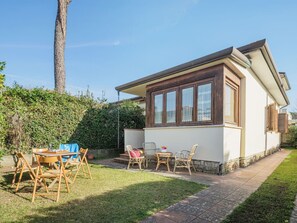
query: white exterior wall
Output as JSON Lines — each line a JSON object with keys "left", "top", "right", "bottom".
{"left": 223, "top": 126, "right": 242, "bottom": 162}
{"left": 124, "top": 129, "right": 144, "bottom": 150}
{"left": 145, "top": 126, "right": 225, "bottom": 163}
{"left": 233, "top": 62, "right": 281, "bottom": 158}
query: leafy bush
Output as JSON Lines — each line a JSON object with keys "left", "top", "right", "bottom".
{"left": 0, "top": 85, "right": 145, "bottom": 155}
{"left": 287, "top": 125, "right": 297, "bottom": 148}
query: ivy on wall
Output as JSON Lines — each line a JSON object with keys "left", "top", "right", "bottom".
{"left": 0, "top": 84, "right": 145, "bottom": 154}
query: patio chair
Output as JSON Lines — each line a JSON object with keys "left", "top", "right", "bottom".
{"left": 32, "top": 148, "right": 59, "bottom": 169}
{"left": 173, "top": 144, "right": 198, "bottom": 175}
{"left": 32, "top": 155, "right": 70, "bottom": 202}
{"left": 126, "top": 145, "right": 144, "bottom": 170}
{"left": 12, "top": 152, "right": 38, "bottom": 192}
{"left": 65, "top": 148, "right": 92, "bottom": 183}
{"left": 142, "top": 142, "right": 158, "bottom": 168}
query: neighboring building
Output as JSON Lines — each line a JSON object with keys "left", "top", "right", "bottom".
{"left": 115, "top": 39, "right": 290, "bottom": 173}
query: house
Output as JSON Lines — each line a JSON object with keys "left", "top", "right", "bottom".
{"left": 115, "top": 39, "right": 290, "bottom": 173}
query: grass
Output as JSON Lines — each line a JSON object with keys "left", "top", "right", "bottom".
{"left": 0, "top": 164, "right": 205, "bottom": 223}
{"left": 223, "top": 149, "right": 297, "bottom": 223}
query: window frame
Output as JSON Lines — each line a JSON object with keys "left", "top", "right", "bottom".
{"left": 151, "top": 79, "right": 214, "bottom": 127}
{"left": 197, "top": 80, "right": 214, "bottom": 125}
{"left": 224, "top": 79, "right": 239, "bottom": 125}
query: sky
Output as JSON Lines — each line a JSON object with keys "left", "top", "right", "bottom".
{"left": 1, "top": 0, "right": 297, "bottom": 110}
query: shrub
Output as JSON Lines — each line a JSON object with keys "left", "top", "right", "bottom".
{"left": 0, "top": 85, "right": 145, "bottom": 155}
{"left": 287, "top": 125, "right": 297, "bottom": 148}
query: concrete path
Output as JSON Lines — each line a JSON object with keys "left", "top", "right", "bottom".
{"left": 93, "top": 150, "right": 290, "bottom": 223}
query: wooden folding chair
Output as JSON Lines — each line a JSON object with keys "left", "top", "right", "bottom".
{"left": 32, "top": 148, "right": 59, "bottom": 169}
{"left": 32, "top": 155, "right": 70, "bottom": 202}
{"left": 66, "top": 148, "right": 92, "bottom": 183}
{"left": 12, "top": 152, "right": 38, "bottom": 192}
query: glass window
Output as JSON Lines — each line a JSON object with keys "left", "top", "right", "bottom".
{"left": 225, "top": 84, "right": 235, "bottom": 123}
{"left": 197, "top": 83, "right": 212, "bottom": 121}
{"left": 154, "top": 94, "right": 163, "bottom": 124}
{"left": 182, "top": 87, "right": 194, "bottom": 122}
{"left": 166, "top": 91, "right": 176, "bottom": 123}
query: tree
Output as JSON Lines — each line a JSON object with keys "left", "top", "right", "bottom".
{"left": 54, "top": 0, "right": 71, "bottom": 93}
{"left": 0, "top": 62, "right": 5, "bottom": 90}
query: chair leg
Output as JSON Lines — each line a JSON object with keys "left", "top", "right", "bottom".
{"left": 56, "top": 172, "right": 63, "bottom": 202}
{"left": 127, "top": 160, "right": 131, "bottom": 169}
{"left": 32, "top": 168, "right": 39, "bottom": 203}
{"left": 188, "top": 162, "right": 192, "bottom": 175}
{"left": 16, "top": 166, "right": 25, "bottom": 192}
{"left": 84, "top": 158, "right": 92, "bottom": 179}
{"left": 191, "top": 161, "right": 197, "bottom": 172}
{"left": 63, "top": 168, "right": 70, "bottom": 193}
{"left": 12, "top": 160, "right": 21, "bottom": 186}
{"left": 73, "top": 162, "right": 83, "bottom": 183}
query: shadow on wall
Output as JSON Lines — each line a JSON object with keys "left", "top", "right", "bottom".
{"left": 68, "top": 104, "right": 145, "bottom": 151}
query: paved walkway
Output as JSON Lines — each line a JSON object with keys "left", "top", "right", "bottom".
{"left": 93, "top": 150, "right": 290, "bottom": 223}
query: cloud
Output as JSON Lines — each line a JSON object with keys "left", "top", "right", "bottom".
{"left": 67, "top": 40, "right": 121, "bottom": 48}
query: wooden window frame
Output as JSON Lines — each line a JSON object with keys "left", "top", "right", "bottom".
{"left": 150, "top": 79, "right": 214, "bottom": 127}
{"left": 197, "top": 80, "right": 214, "bottom": 125}
{"left": 224, "top": 79, "right": 239, "bottom": 126}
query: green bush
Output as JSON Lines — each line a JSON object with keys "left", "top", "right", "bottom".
{"left": 0, "top": 85, "right": 145, "bottom": 155}
{"left": 287, "top": 125, "right": 297, "bottom": 148}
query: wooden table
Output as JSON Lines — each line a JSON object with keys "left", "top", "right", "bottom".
{"left": 155, "top": 152, "right": 172, "bottom": 171}
{"left": 34, "top": 151, "right": 79, "bottom": 186}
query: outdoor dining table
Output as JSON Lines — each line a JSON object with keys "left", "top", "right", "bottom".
{"left": 155, "top": 152, "right": 172, "bottom": 171}
{"left": 33, "top": 150, "right": 79, "bottom": 187}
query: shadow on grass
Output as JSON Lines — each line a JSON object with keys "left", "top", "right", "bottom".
{"left": 22, "top": 178, "right": 203, "bottom": 223}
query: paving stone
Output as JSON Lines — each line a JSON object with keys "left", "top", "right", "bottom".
{"left": 189, "top": 217, "right": 212, "bottom": 223}
{"left": 198, "top": 211, "right": 225, "bottom": 222}
{"left": 159, "top": 210, "right": 196, "bottom": 223}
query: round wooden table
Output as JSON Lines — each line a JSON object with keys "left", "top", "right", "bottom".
{"left": 155, "top": 152, "right": 172, "bottom": 171}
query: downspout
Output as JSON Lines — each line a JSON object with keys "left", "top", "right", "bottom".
{"left": 117, "top": 90, "right": 120, "bottom": 150}
{"left": 265, "top": 94, "right": 268, "bottom": 155}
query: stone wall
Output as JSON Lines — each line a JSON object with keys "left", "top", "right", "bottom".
{"left": 240, "top": 146, "right": 280, "bottom": 167}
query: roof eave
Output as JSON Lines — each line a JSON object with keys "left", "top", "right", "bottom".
{"left": 115, "top": 47, "right": 250, "bottom": 92}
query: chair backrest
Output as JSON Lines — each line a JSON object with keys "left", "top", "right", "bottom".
{"left": 142, "top": 142, "right": 157, "bottom": 156}
{"left": 16, "top": 152, "right": 35, "bottom": 174}
{"left": 126, "top": 145, "right": 133, "bottom": 158}
{"left": 188, "top": 144, "right": 198, "bottom": 160}
{"left": 32, "top": 148, "right": 48, "bottom": 164}
{"left": 79, "top": 148, "right": 88, "bottom": 161}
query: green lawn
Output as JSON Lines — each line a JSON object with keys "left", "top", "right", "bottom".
{"left": 223, "top": 149, "right": 297, "bottom": 223}
{"left": 0, "top": 165, "right": 205, "bottom": 223}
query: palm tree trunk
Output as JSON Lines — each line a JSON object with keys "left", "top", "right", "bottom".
{"left": 54, "top": 0, "right": 71, "bottom": 93}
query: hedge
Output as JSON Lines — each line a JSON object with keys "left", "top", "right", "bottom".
{"left": 0, "top": 84, "right": 145, "bottom": 155}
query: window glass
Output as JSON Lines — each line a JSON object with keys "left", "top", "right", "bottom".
{"left": 225, "top": 84, "right": 235, "bottom": 123}
{"left": 198, "top": 83, "right": 212, "bottom": 121}
{"left": 166, "top": 91, "right": 176, "bottom": 123}
{"left": 182, "top": 87, "right": 194, "bottom": 122}
{"left": 154, "top": 94, "right": 163, "bottom": 124}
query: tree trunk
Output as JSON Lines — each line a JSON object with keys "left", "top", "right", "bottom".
{"left": 54, "top": 0, "right": 71, "bottom": 93}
